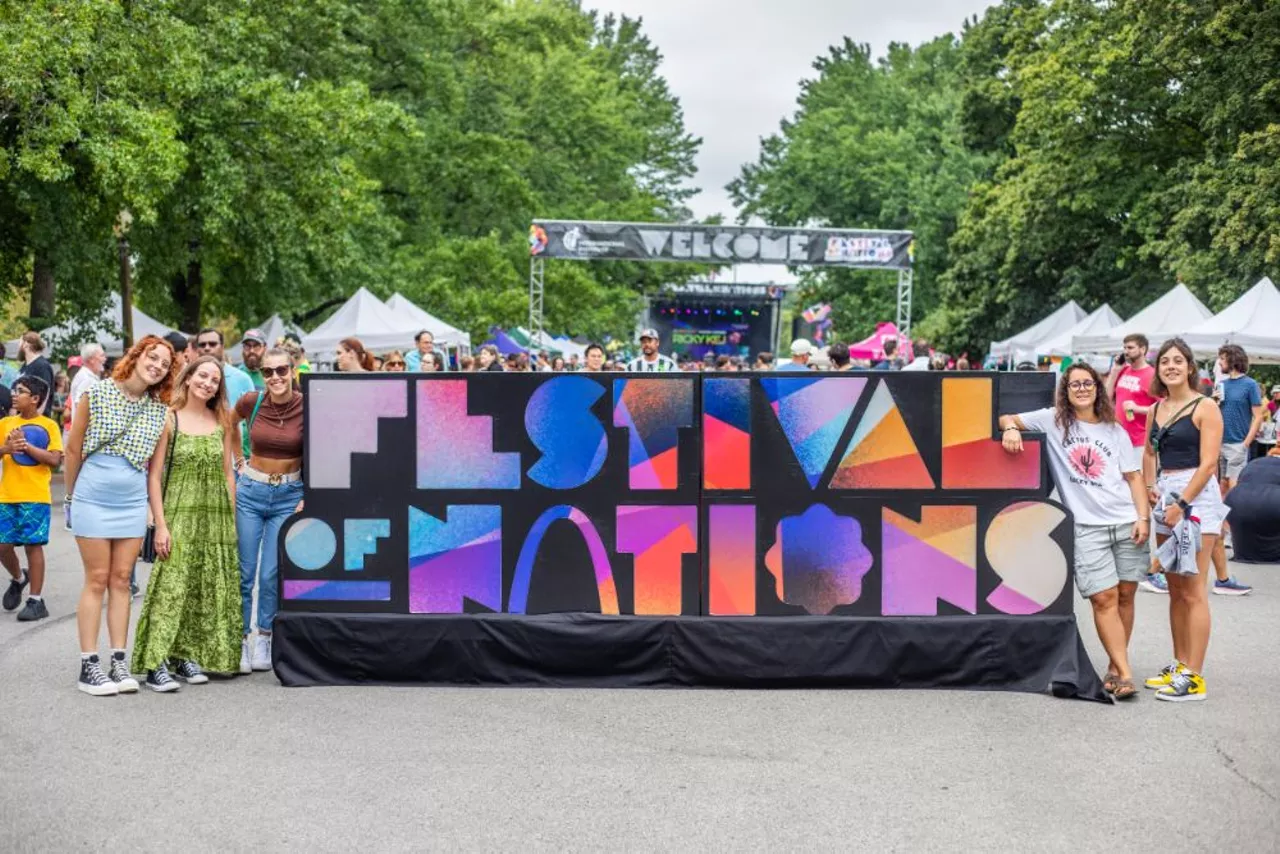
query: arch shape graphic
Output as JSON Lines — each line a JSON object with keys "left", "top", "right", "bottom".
{"left": 508, "top": 505, "right": 619, "bottom": 614}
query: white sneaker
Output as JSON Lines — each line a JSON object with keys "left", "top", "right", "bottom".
{"left": 239, "top": 638, "right": 252, "bottom": 674}
{"left": 252, "top": 634, "right": 272, "bottom": 671}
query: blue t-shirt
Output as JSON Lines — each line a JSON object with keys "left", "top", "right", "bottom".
{"left": 1220, "top": 376, "right": 1262, "bottom": 444}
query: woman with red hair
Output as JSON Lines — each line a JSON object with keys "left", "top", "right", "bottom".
{"left": 64, "top": 335, "right": 178, "bottom": 696}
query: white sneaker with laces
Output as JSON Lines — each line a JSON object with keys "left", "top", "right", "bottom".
{"left": 240, "top": 638, "right": 252, "bottom": 674}
{"left": 252, "top": 634, "right": 272, "bottom": 671}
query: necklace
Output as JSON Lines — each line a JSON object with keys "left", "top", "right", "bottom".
{"left": 266, "top": 395, "right": 289, "bottom": 427}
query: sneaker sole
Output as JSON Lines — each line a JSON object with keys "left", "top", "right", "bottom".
{"left": 1138, "top": 584, "right": 1168, "bottom": 594}
{"left": 78, "top": 682, "right": 119, "bottom": 697}
{"left": 146, "top": 682, "right": 181, "bottom": 693}
{"left": 176, "top": 675, "right": 210, "bottom": 685}
{"left": 1154, "top": 691, "right": 1206, "bottom": 702}
{"left": 1212, "top": 587, "right": 1252, "bottom": 596}
{"left": 251, "top": 663, "right": 272, "bottom": 672}
{"left": 114, "top": 680, "right": 140, "bottom": 694}
{"left": 239, "top": 663, "right": 252, "bottom": 675}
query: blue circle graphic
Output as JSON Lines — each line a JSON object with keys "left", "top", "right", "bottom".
{"left": 285, "top": 518, "right": 337, "bottom": 571}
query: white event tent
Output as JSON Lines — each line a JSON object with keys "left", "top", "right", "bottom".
{"left": 988, "top": 300, "right": 1086, "bottom": 363}
{"left": 1039, "top": 303, "right": 1123, "bottom": 357}
{"left": 1181, "top": 277, "right": 1280, "bottom": 364}
{"left": 302, "top": 287, "right": 421, "bottom": 357}
{"left": 1072, "top": 284, "right": 1212, "bottom": 354}
{"left": 384, "top": 293, "right": 471, "bottom": 352}
{"left": 5, "top": 292, "right": 176, "bottom": 357}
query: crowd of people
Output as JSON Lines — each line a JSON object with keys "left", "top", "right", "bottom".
{"left": 0, "top": 319, "right": 1275, "bottom": 700}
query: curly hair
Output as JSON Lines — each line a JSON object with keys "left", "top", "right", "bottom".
{"left": 111, "top": 335, "right": 178, "bottom": 403}
{"left": 1055, "top": 362, "right": 1115, "bottom": 432}
{"left": 169, "top": 355, "right": 231, "bottom": 426}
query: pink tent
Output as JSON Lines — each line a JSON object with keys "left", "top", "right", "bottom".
{"left": 847, "top": 322, "right": 914, "bottom": 362}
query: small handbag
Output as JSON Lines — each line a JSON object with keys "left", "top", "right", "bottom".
{"left": 140, "top": 413, "right": 178, "bottom": 563}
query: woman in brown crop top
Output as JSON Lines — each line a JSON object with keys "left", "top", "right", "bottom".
{"left": 228, "top": 347, "right": 303, "bottom": 672}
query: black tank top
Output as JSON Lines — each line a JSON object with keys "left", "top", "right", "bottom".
{"left": 1150, "top": 398, "right": 1203, "bottom": 471}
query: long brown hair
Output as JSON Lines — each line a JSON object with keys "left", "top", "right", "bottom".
{"left": 1055, "top": 363, "right": 1115, "bottom": 432}
{"left": 339, "top": 336, "right": 376, "bottom": 371}
{"left": 169, "top": 355, "right": 231, "bottom": 426}
{"left": 1149, "top": 338, "right": 1199, "bottom": 399}
{"left": 111, "top": 335, "right": 178, "bottom": 403}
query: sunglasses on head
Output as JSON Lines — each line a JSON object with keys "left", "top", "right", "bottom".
{"left": 261, "top": 365, "right": 292, "bottom": 378}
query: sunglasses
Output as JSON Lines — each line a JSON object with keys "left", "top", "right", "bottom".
{"left": 385, "top": 361, "right": 405, "bottom": 368}
{"left": 261, "top": 365, "right": 292, "bottom": 378}
{"left": 196, "top": 341, "right": 220, "bottom": 350}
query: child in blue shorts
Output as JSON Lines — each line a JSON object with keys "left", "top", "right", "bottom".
{"left": 1, "top": 376, "right": 64, "bottom": 621}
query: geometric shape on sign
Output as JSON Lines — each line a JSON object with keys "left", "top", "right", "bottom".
{"left": 344, "top": 519, "right": 391, "bottom": 571}
{"left": 525, "top": 376, "right": 608, "bottom": 489}
{"left": 616, "top": 505, "right": 698, "bottom": 615}
{"left": 832, "top": 380, "right": 933, "bottom": 489}
{"left": 407, "top": 505, "right": 502, "bottom": 614}
{"left": 284, "top": 518, "right": 337, "bottom": 571}
{"left": 307, "top": 380, "right": 408, "bottom": 489}
{"left": 703, "top": 378, "right": 751, "bottom": 490}
{"left": 761, "top": 376, "right": 867, "bottom": 489}
{"left": 417, "top": 380, "right": 520, "bottom": 489}
{"left": 507, "top": 505, "right": 619, "bottom": 614}
{"left": 985, "top": 501, "right": 1068, "bottom": 614}
{"left": 612, "top": 378, "right": 694, "bottom": 490}
{"left": 941, "top": 378, "right": 1041, "bottom": 489}
{"left": 764, "top": 503, "right": 873, "bottom": 615}
{"left": 708, "top": 504, "right": 756, "bottom": 616}
{"left": 881, "top": 506, "right": 977, "bottom": 616}
{"left": 283, "top": 580, "right": 391, "bottom": 601}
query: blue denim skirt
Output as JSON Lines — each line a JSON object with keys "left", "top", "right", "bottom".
{"left": 72, "top": 454, "right": 148, "bottom": 539}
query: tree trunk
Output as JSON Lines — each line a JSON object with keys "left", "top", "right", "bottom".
{"left": 29, "top": 252, "right": 55, "bottom": 327}
{"left": 168, "top": 240, "right": 203, "bottom": 332}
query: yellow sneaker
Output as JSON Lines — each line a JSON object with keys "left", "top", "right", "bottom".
{"left": 1144, "top": 661, "right": 1181, "bottom": 690}
{"left": 1155, "top": 670, "right": 1206, "bottom": 703}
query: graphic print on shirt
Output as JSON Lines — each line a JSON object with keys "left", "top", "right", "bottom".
{"left": 1058, "top": 429, "right": 1118, "bottom": 489}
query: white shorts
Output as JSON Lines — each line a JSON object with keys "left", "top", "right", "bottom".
{"left": 1155, "top": 468, "right": 1228, "bottom": 537}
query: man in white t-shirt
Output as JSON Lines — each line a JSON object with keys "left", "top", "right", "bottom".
{"left": 999, "top": 364, "right": 1150, "bottom": 699}
{"left": 67, "top": 342, "right": 106, "bottom": 428}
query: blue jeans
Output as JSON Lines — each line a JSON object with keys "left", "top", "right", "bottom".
{"left": 236, "top": 475, "right": 303, "bottom": 634}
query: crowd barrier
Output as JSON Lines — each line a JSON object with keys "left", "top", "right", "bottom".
{"left": 273, "top": 371, "right": 1105, "bottom": 700}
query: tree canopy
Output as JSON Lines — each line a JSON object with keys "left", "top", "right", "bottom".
{"left": 1, "top": 0, "right": 701, "bottom": 342}
{"left": 733, "top": 0, "right": 1280, "bottom": 355}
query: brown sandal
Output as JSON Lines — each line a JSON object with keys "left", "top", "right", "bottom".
{"left": 1111, "top": 678, "right": 1138, "bottom": 700}
{"left": 1103, "top": 671, "right": 1119, "bottom": 694}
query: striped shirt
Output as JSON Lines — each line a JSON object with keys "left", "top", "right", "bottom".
{"left": 625, "top": 354, "right": 678, "bottom": 372}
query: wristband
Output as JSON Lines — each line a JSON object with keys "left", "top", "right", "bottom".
{"left": 1178, "top": 499, "right": 1192, "bottom": 513}
{"left": 1137, "top": 516, "right": 1149, "bottom": 522}
{"left": 1002, "top": 426, "right": 1020, "bottom": 432}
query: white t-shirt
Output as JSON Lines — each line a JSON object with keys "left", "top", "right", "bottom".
{"left": 1017, "top": 408, "right": 1140, "bottom": 526}
{"left": 67, "top": 368, "right": 101, "bottom": 426}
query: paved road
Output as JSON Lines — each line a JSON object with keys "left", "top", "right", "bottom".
{"left": 1, "top": 511, "right": 1277, "bottom": 852}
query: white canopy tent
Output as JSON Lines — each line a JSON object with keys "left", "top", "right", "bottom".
{"left": 988, "top": 301, "right": 1086, "bottom": 364}
{"left": 1182, "top": 277, "right": 1280, "bottom": 364}
{"left": 5, "top": 292, "right": 176, "bottom": 357}
{"left": 1039, "top": 303, "right": 1124, "bottom": 357}
{"left": 302, "top": 287, "right": 420, "bottom": 358}
{"left": 226, "top": 314, "right": 305, "bottom": 363}
{"left": 383, "top": 293, "right": 471, "bottom": 352}
{"left": 1072, "top": 284, "right": 1212, "bottom": 354}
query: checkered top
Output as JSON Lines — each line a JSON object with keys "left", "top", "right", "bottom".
{"left": 83, "top": 380, "right": 168, "bottom": 471}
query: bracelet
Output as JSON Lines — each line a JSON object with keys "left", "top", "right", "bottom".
{"left": 1137, "top": 516, "right": 1149, "bottom": 522}
{"left": 1002, "top": 426, "right": 1020, "bottom": 432}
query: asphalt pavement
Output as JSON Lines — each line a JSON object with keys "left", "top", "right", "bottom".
{"left": 1, "top": 506, "right": 1277, "bottom": 852}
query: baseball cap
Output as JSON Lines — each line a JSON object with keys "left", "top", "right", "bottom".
{"left": 791, "top": 338, "right": 813, "bottom": 356}
{"left": 639, "top": 328, "right": 660, "bottom": 341}
{"left": 242, "top": 328, "right": 267, "bottom": 345}
{"left": 163, "top": 331, "right": 188, "bottom": 352}
{"left": 1271, "top": 384, "right": 1280, "bottom": 395}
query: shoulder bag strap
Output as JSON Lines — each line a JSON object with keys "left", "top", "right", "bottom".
{"left": 248, "top": 392, "right": 265, "bottom": 432}
{"left": 1153, "top": 397, "right": 1203, "bottom": 475}
{"left": 161, "top": 412, "right": 178, "bottom": 499}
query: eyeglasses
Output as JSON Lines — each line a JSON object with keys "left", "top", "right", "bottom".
{"left": 196, "top": 341, "right": 220, "bottom": 350}
{"left": 261, "top": 365, "right": 292, "bottom": 378}
{"left": 1067, "top": 381, "right": 1096, "bottom": 391}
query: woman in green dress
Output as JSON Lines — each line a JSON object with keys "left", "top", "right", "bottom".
{"left": 133, "top": 355, "right": 242, "bottom": 690}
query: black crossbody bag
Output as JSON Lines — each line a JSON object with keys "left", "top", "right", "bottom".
{"left": 140, "top": 413, "right": 178, "bottom": 563}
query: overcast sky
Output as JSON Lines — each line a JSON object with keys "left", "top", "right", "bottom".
{"left": 587, "top": 0, "right": 994, "bottom": 282}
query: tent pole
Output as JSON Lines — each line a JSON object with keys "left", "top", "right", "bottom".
{"left": 529, "top": 257, "right": 545, "bottom": 344}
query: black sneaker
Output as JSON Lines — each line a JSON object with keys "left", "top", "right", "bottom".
{"left": 173, "top": 659, "right": 209, "bottom": 684}
{"left": 16, "top": 598, "right": 48, "bottom": 622}
{"left": 146, "top": 662, "right": 180, "bottom": 693}
{"left": 109, "top": 655, "right": 139, "bottom": 693}
{"left": 3, "top": 570, "right": 28, "bottom": 611}
{"left": 78, "top": 656, "right": 118, "bottom": 697}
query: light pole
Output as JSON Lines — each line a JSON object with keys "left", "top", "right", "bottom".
{"left": 114, "top": 209, "right": 134, "bottom": 349}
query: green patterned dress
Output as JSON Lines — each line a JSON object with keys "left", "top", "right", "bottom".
{"left": 132, "top": 425, "right": 242, "bottom": 674}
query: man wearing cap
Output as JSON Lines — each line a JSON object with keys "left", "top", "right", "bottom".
{"left": 239, "top": 328, "right": 268, "bottom": 389}
{"left": 163, "top": 331, "right": 191, "bottom": 369}
{"left": 775, "top": 338, "right": 814, "bottom": 371}
{"left": 626, "top": 328, "right": 678, "bottom": 372}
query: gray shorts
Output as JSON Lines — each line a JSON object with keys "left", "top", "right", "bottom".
{"left": 1074, "top": 523, "right": 1148, "bottom": 598}
{"left": 1220, "top": 441, "right": 1248, "bottom": 482}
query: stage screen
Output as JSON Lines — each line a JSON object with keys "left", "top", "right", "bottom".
{"left": 651, "top": 303, "right": 776, "bottom": 360}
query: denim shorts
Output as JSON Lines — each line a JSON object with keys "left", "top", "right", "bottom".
{"left": 1074, "top": 522, "right": 1148, "bottom": 598}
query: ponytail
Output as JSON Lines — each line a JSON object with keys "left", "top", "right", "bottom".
{"left": 339, "top": 336, "right": 376, "bottom": 372}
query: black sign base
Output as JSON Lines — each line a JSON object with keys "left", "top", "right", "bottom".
{"left": 273, "top": 612, "right": 1107, "bottom": 702}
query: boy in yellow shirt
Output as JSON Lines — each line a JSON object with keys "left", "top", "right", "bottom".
{"left": 1, "top": 376, "right": 64, "bottom": 621}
